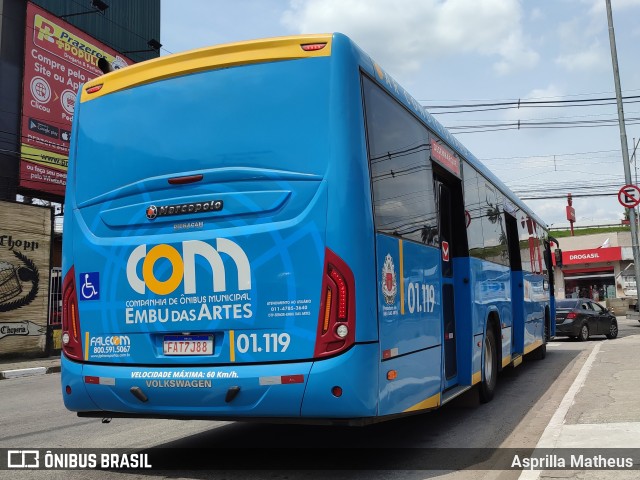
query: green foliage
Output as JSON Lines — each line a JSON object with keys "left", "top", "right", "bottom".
{"left": 550, "top": 226, "right": 630, "bottom": 238}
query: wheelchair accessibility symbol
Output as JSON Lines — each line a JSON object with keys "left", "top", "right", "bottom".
{"left": 79, "top": 272, "right": 100, "bottom": 301}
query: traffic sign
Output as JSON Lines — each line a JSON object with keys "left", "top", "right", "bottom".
{"left": 618, "top": 184, "right": 640, "bottom": 208}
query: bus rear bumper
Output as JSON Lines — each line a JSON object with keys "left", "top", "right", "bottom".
{"left": 61, "top": 343, "right": 379, "bottom": 420}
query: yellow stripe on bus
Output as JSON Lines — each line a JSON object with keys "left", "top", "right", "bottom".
{"left": 472, "top": 371, "right": 482, "bottom": 385}
{"left": 229, "top": 330, "right": 235, "bottom": 362}
{"left": 399, "top": 239, "right": 404, "bottom": 315}
{"left": 81, "top": 34, "right": 333, "bottom": 102}
{"left": 403, "top": 392, "right": 440, "bottom": 412}
{"left": 501, "top": 355, "right": 512, "bottom": 368}
{"left": 524, "top": 339, "right": 543, "bottom": 355}
{"left": 84, "top": 331, "right": 89, "bottom": 361}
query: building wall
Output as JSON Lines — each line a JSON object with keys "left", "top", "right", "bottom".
{"left": 0, "top": 0, "right": 160, "bottom": 203}
{"left": 31, "top": 0, "right": 161, "bottom": 63}
{"left": 0, "top": 0, "right": 27, "bottom": 200}
{"left": 0, "top": 200, "right": 53, "bottom": 358}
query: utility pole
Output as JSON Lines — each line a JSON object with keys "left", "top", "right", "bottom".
{"left": 567, "top": 193, "right": 575, "bottom": 236}
{"left": 634, "top": 138, "right": 640, "bottom": 227}
{"left": 606, "top": 0, "right": 640, "bottom": 307}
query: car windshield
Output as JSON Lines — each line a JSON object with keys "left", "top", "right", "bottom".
{"left": 557, "top": 300, "right": 579, "bottom": 309}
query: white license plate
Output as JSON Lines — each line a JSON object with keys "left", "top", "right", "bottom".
{"left": 163, "top": 335, "right": 213, "bottom": 356}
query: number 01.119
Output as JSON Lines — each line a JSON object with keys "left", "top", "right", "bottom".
{"left": 236, "top": 333, "right": 291, "bottom": 353}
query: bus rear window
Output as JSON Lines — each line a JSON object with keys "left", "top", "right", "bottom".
{"left": 74, "top": 59, "right": 331, "bottom": 203}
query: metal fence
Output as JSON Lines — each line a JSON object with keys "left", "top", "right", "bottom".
{"left": 49, "top": 267, "right": 62, "bottom": 326}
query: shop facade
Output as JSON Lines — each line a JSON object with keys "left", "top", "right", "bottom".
{"left": 553, "top": 231, "right": 635, "bottom": 309}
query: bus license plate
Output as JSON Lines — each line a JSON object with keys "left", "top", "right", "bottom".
{"left": 163, "top": 335, "right": 213, "bottom": 356}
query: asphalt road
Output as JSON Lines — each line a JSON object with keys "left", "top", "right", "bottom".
{"left": 2, "top": 317, "right": 638, "bottom": 480}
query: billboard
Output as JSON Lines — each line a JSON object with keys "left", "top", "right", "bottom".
{"left": 0, "top": 201, "right": 52, "bottom": 357}
{"left": 20, "top": 2, "right": 132, "bottom": 197}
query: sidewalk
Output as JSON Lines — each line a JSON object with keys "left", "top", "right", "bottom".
{"left": 519, "top": 314, "right": 640, "bottom": 479}
{"left": 0, "top": 354, "right": 60, "bottom": 379}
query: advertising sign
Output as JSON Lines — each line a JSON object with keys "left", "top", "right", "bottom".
{"left": 0, "top": 201, "right": 52, "bottom": 357}
{"left": 20, "top": 2, "right": 132, "bottom": 197}
{"left": 559, "top": 247, "right": 622, "bottom": 266}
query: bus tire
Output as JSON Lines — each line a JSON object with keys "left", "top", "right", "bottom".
{"left": 479, "top": 327, "right": 498, "bottom": 403}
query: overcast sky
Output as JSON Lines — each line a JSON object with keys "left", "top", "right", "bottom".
{"left": 160, "top": 0, "right": 640, "bottom": 230}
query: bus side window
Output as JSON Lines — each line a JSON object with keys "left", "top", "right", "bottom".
{"left": 362, "top": 76, "right": 437, "bottom": 244}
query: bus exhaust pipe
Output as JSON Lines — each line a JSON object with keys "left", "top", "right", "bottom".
{"left": 225, "top": 386, "right": 241, "bottom": 403}
{"left": 130, "top": 386, "right": 149, "bottom": 403}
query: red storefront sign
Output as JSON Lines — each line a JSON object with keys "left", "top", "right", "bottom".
{"left": 557, "top": 247, "right": 622, "bottom": 266}
{"left": 20, "top": 2, "right": 132, "bottom": 197}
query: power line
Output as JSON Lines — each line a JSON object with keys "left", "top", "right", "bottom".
{"left": 519, "top": 192, "right": 619, "bottom": 200}
{"left": 62, "top": 0, "right": 172, "bottom": 57}
{"left": 451, "top": 118, "right": 640, "bottom": 135}
{"left": 446, "top": 110, "right": 640, "bottom": 123}
{"left": 480, "top": 148, "right": 624, "bottom": 161}
{"left": 419, "top": 88, "right": 640, "bottom": 104}
{"left": 0, "top": 9, "right": 160, "bottom": 65}
{"left": 423, "top": 94, "right": 640, "bottom": 110}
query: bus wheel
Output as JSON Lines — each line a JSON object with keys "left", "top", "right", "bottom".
{"left": 479, "top": 328, "right": 498, "bottom": 403}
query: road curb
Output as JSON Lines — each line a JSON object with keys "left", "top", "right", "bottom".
{"left": 0, "top": 364, "right": 61, "bottom": 380}
{"left": 0, "top": 367, "right": 47, "bottom": 380}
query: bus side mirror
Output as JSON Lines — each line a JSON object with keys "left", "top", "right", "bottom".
{"left": 554, "top": 249, "right": 563, "bottom": 267}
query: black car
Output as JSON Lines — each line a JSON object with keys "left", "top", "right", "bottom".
{"left": 555, "top": 298, "right": 618, "bottom": 341}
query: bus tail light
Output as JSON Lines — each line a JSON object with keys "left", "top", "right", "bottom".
{"left": 301, "top": 43, "right": 327, "bottom": 52}
{"left": 314, "top": 249, "right": 355, "bottom": 358}
{"left": 85, "top": 84, "right": 103, "bottom": 94}
{"left": 62, "top": 267, "right": 83, "bottom": 361}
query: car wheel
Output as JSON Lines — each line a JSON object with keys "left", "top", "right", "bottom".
{"left": 479, "top": 328, "right": 498, "bottom": 404}
{"left": 578, "top": 323, "right": 589, "bottom": 342}
{"left": 606, "top": 320, "right": 618, "bottom": 339}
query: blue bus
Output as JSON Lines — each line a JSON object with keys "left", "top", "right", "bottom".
{"left": 61, "top": 33, "right": 556, "bottom": 424}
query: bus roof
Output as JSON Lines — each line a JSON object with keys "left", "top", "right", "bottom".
{"left": 80, "top": 34, "right": 333, "bottom": 103}
{"left": 80, "top": 31, "right": 547, "bottom": 231}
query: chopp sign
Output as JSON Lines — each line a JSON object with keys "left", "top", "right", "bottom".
{"left": 559, "top": 247, "right": 622, "bottom": 266}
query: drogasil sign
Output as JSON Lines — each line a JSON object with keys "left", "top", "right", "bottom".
{"left": 568, "top": 253, "right": 600, "bottom": 261}
{"left": 560, "top": 246, "right": 622, "bottom": 265}
{"left": 126, "top": 239, "right": 251, "bottom": 295}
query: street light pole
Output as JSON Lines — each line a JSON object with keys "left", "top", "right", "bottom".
{"left": 606, "top": 0, "right": 640, "bottom": 309}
